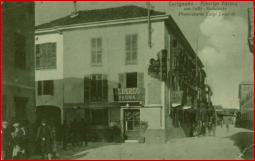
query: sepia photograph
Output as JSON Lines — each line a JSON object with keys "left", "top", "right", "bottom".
{"left": 1, "top": 1, "right": 254, "bottom": 160}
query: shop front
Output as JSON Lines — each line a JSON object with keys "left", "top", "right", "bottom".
{"left": 113, "top": 88, "right": 145, "bottom": 141}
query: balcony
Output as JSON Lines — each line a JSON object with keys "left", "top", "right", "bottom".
{"left": 113, "top": 88, "right": 145, "bottom": 103}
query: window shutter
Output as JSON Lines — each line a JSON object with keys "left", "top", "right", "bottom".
{"left": 118, "top": 73, "right": 126, "bottom": 88}
{"left": 102, "top": 74, "right": 108, "bottom": 101}
{"left": 137, "top": 72, "right": 144, "bottom": 88}
{"left": 84, "top": 75, "right": 91, "bottom": 103}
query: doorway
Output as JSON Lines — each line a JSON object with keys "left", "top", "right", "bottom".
{"left": 124, "top": 109, "right": 140, "bottom": 140}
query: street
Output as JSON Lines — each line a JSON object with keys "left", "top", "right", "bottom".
{"left": 2, "top": 2, "right": 254, "bottom": 161}
{"left": 45, "top": 126, "right": 253, "bottom": 160}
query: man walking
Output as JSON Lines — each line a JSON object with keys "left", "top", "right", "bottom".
{"left": 36, "top": 120, "right": 53, "bottom": 160}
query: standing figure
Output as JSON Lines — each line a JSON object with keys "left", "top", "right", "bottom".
{"left": 1, "top": 121, "right": 11, "bottom": 160}
{"left": 212, "top": 114, "right": 217, "bottom": 136}
{"left": 61, "top": 120, "right": 69, "bottom": 151}
{"left": 81, "top": 119, "right": 88, "bottom": 147}
{"left": 36, "top": 120, "right": 53, "bottom": 160}
{"left": 201, "top": 122, "right": 206, "bottom": 136}
{"left": 51, "top": 124, "right": 58, "bottom": 158}
{"left": 207, "top": 118, "right": 213, "bottom": 136}
{"left": 226, "top": 117, "right": 230, "bottom": 133}
{"left": 20, "top": 121, "right": 29, "bottom": 159}
{"left": 70, "top": 119, "right": 78, "bottom": 148}
{"left": 12, "top": 122, "right": 26, "bottom": 160}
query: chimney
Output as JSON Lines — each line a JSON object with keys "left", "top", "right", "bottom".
{"left": 70, "top": 1, "right": 79, "bottom": 18}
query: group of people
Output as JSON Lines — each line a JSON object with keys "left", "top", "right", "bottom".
{"left": 35, "top": 118, "right": 89, "bottom": 160}
{"left": 1, "top": 121, "right": 29, "bottom": 160}
{"left": 1, "top": 118, "right": 89, "bottom": 160}
{"left": 62, "top": 119, "right": 89, "bottom": 151}
{"left": 192, "top": 117, "right": 217, "bottom": 137}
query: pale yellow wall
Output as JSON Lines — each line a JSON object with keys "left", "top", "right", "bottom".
{"left": 62, "top": 21, "right": 165, "bottom": 104}
{"left": 35, "top": 21, "right": 167, "bottom": 129}
{"left": 140, "top": 108, "right": 162, "bottom": 129}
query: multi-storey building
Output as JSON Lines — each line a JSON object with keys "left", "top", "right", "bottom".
{"left": 35, "top": 6, "right": 206, "bottom": 143}
{"left": 239, "top": 82, "right": 254, "bottom": 129}
{"left": 1, "top": 2, "right": 35, "bottom": 123}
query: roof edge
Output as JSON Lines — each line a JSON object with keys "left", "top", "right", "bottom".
{"left": 35, "top": 14, "right": 169, "bottom": 34}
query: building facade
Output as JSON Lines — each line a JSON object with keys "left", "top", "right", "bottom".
{"left": 248, "top": 8, "right": 254, "bottom": 54}
{"left": 1, "top": 2, "right": 36, "bottom": 123}
{"left": 239, "top": 82, "right": 254, "bottom": 129}
{"left": 35, "top": 6, "right": 207, "bottom": 143}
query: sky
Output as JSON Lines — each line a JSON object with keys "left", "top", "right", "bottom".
{"left": 35, "top": 1, "right": 254, "bottom": 109}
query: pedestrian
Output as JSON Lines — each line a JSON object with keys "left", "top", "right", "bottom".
{"left": 207, "top": 119, "right": 212, "bottom": 136}
{"left": 51, "top": 124, "right": 58, "bottom": 159}
{"left": 20, "top": 121, "right": 29, "bottom": 159}
{"left": 12, "top": 122, "right": 26, "bottom": 160}
{"left": 201, "top": 122, "right": 206, "bottom": 136}
{"left": 1, "top": 121, "right": 11, "bottom": 160}
{"left": 81, "top": 119, "right": 88, "bottom": 147}
{"left": 226, "top": 117, "right": 230, "bottom": 133}
{"left": 70, "top": 119, "right": 79, "bottom": 148}
{"left": 36, "top": 120, "right": 53, "bottom": 160}
{"left": 61, "top": 120, "right": 69, "bottom": 151}
{"left": 212, "top": 115, "right": 216, "bottom": 136}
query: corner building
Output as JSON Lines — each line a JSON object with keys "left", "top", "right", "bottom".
{"left": 35, "top": 6, "right": 206, "bottom": 143}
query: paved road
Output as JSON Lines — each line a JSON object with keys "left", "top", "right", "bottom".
{"left": 57, "top": 126, "right": 253, "bottom": 160}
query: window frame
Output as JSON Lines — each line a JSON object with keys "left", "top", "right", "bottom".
{"left": 125, "top": 34, "right": 138, "bottom": 65}
{"left": 37, "top": 80, "right": 54, "bottom": 96}
{"left": 86, "top": 74, "right": 108, "bottom": 102}
{"left": 91, "top": 38, "right": 103, "bottom": 66}
{"left": 35, "top": 42, "right": 57, "bottom": 70}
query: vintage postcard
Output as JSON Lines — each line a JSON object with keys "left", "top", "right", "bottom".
{"left": 1, "top": 1, "right": 254, "bottom": 160}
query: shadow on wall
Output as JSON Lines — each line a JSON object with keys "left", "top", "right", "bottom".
{"left": 228, "top": 131, "right": 254, "bottom": 160}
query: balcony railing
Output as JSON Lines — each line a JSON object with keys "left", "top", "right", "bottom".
{"left": 113, "top": 88, "right": 145, "bottom": 103}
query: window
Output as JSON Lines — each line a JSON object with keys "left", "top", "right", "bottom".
{"left": 126, "top": 72, "right": 137, "bottom": 88}
{"left": 91, "top": 38, "right": 102, "bottom": 65}
{"left": 84, "top": 74, "right": 108, "bottom": 102}
{"left": 14, "top": 33, "right": 26, "bottom": 69}
{"left": 91, "top": 109, "right": 108, "bottom": 125}
{"left": 38, "top": 80, "right": 54, "bottom": 95}
{"left": 126, "top": 34, "right": 138, "bottom": 64}
{"left": 36, "top": 43, "right": 56, "bottom": 69}
{"left": 118, "top": 72, "right": 144, "bottom": 89}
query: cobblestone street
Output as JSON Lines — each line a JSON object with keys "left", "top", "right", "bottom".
{"left": 44, "top": 126, "right": 253, "bottom": 160}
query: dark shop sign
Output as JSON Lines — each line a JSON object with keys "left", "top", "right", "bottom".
{"left": 114, "top": 88, "right": 145, "bottom": 102}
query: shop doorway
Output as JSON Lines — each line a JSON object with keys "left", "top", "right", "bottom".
{"left": 124, "top": 109, "right": 140, "bottom": 140}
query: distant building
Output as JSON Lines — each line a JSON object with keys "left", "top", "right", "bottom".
{"left": 35, "top": 6, "right": 207, "bottom": 142}
{"left": 1, "top": 2, "right": 36, "bottom": 123}
{"left": 239, "top": 82, "right": 254, "bottom": 129}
